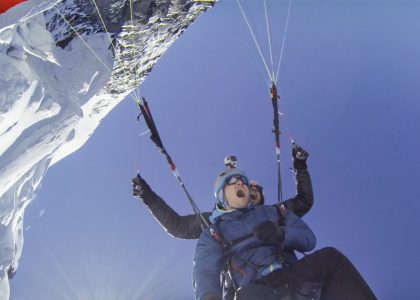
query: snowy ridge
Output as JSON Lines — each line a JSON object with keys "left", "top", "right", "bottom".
{"left": 0, "top": 0, "right": 213, "bottom": 298}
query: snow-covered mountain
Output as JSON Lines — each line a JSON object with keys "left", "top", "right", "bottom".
{"left": 0, "top": 0, "right": 213, "bottom": 298}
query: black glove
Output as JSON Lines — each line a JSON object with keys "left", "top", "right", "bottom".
{"left": 292, "top": 143, "right": 309, "bottom": 170}
{"left": 254, "top": 220, "right": 285, "bottom": 244}
{"left": 132, "top": 174, "right": 152, "bottom": 199}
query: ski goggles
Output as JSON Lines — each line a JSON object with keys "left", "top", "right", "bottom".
{"left": 249, "top": 182, "right": 263, "bottom": 191}
{"left": 225, "top": 175, "right": 249, "bottom": 186}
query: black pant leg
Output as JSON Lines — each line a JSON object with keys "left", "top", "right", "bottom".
{"left": 235, "top": 283, "right": 284, "bottom": 300}
{"left": 286, "top": 247, "right": 377, "bottom": 300}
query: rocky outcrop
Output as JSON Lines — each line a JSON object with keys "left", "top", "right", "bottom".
{"left": 0, "top": 0, "right": 214, "bottom": 298}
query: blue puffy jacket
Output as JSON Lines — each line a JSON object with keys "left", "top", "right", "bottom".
{"left": 193, "top": 205, "right": 316, "bottom": 300}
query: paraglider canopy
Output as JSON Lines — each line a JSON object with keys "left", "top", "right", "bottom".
{"left": 0, "top": 0, "right": 27, "bottom": 13}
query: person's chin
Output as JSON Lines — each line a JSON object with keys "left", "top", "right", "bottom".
{"left": 236, "top": 197, "right": 249, "bottom": 207}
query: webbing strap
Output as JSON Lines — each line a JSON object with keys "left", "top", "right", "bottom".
{"left": 270, "top": 83, "right": 284, "bottom": 204}
{"left": 211, "top": 219, "right": 289, "bottom": 295}
{"left": 136, "top": 97, "right": 209, "bottom": 228}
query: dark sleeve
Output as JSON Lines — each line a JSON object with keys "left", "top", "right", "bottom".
{"left": 141, "top": 188, "right": 211, "bottom": 240}
{"left": 281, "top": 169, "right": 313, "bottom": 217}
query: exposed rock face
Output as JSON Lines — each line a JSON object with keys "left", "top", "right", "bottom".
{"left": 0, "top": 0, "right": 214, "bottom": 298}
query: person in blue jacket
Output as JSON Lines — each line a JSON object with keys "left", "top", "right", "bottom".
{"left": 133, "top": 144, "right": 316, "bottom": 300}
{"left": 132, "top": 144, "right": 313, "bottom": 240}
{"left": 193, "top": 167, "right": 377, "bottom": 300}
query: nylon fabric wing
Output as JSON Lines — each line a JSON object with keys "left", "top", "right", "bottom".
{"left": 0, "top": 0, "right": 27, "bottom": 13}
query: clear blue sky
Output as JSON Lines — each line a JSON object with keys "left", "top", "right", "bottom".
{"left": 10, "top": 1, "right": 420, "bottom": 299}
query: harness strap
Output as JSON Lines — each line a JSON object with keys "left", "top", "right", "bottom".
{"left": 210, "top": 217, "right": 286, "bottom": 294}
{"left": 276, "top": 203, "right": 287, "bottom": 226}
{"left": 226, "top": 233, "right": 254, "bottom": 247}
{"left": 210, "top": 219, "right": 239, "bottom": 292}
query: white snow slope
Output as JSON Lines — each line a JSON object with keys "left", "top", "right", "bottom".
{"left": 0, "top": 0, "right": 213, "bottom": 298}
